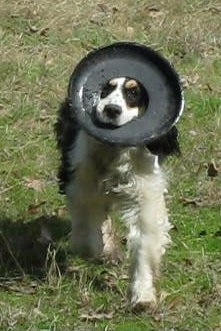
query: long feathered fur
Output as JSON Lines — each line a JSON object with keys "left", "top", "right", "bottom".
{"left": 55, "top": 100, "right": 180, "bottom": 193}
{"left": 55, "top": 94, "right": 181, "bottom": 308}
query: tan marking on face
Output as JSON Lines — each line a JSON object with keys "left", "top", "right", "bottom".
{"left": 109, "top": 78, "right": 119, "bottom": 86}
{"left": 125, "top": 79, "right": 138, "bottom": 89}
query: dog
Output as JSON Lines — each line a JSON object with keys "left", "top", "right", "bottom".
{"left": 55, "top": 77, "right": 180, "bottom": 308}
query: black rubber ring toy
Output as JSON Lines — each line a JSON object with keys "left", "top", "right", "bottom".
{"left": 68, "top": 42, "right": 184, "bottom": 146}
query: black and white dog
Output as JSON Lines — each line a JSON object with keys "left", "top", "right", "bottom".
{"left": 55, "top": 77, "right": 180, "bottom": 308}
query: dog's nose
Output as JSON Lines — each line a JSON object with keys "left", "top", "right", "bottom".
{"left": 104, "top": 104, "right": 122, "bottom": 119}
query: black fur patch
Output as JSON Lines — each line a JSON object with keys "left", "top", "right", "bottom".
{"left": 55, "top": 99, "right": 80, "bottom": 193}
{"left": 100, "top": 82, "right": 116, "bottom": 99}
{"left": 123, "top": 79, "right": 149, "bottom": 109}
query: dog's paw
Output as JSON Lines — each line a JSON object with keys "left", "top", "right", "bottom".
{"left": 131, "top": 299, "right": 157, "bottom": 313}
{"left": 102, "top": 216, "right": 122, "bottom": 265}
{"left": 130, "top": 287, "right": 157, "bottom": 312}
{"left": 102, "top": 248, "right": 123, "bottom": 265}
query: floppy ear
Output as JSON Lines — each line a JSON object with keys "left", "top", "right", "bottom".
{"left": 146, "top": 126, "right": 181, "bottom": 163}
{"left": 55, "top": 98, "right": 79, "bottom": 150}
{"left": 55, "top": 98, "right": 80, "bottom": 193}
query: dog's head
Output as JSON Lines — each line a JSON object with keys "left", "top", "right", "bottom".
{"left": 95, "top": 77, "right": 148, "bottom": 127}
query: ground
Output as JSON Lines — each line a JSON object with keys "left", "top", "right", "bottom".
{"left": 0, "top": 0, "right": 220, "bottom": 330}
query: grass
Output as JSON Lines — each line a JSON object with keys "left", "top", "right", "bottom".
{"left": 0, "top": 0, "right": 220, "bottom": 330}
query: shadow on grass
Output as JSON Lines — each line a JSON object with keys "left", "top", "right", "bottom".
{"left": 0, "top": 215, "right": 71, "bottom": 278}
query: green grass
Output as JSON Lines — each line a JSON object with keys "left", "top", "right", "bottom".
{"left": 0, "top": 0, "right": 220, "bottom": 330}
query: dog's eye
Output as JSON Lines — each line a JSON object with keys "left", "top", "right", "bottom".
{"left": 123, "top": 87, "right": 142, "bottom": 108}
{"left": 100, "top": 84, "right": 115, "bottom": 99}
{"left": 125, "top": 88, "right": 139, "bottom": 101}
{"left": 128, "top": 88, "right": 138, "bottom": 96}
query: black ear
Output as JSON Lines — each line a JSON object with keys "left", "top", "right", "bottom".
{"left": 55, "top": 98, "right": 79, "bottom": 150}
{"left": 139, "top": 82, "right": 149, "bottom": 107}
{"left": 146, "top": 126, "right": 181, "bottom": 163}
{"left": 55, "top": 98, "right": 80, "bottom": 193}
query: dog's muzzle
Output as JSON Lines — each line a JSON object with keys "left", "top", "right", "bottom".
{"left": 103, "top": 104, "right": 122, "bottom": 119}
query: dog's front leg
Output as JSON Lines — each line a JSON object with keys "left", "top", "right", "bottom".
{"left": 70, "top": 206, "right": 104, "bottom": 259}
{"left": 128, "top": 221, "right": 158, "bottom": 309}
{"left": 127, "top": 194, "right": 170, "bottom": 309}
{"left": 67, "top": 181, "right": 106, "bottom": 259}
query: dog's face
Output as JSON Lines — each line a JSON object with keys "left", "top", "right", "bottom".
{"left": 95, "top": 77, "right": 148, "bottom": 127}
